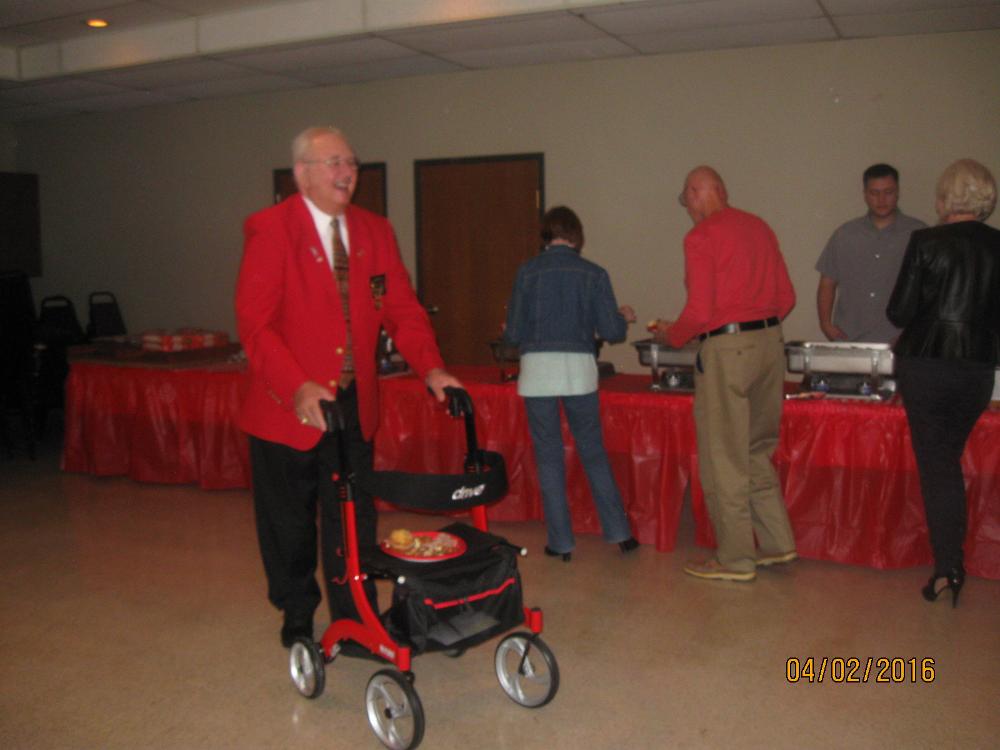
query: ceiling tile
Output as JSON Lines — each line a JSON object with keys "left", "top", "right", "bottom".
{"left": 295, "top": 55, "right": 463, "bottom": 85}
{"left": 0, "top": 28, "right": 41, "bottom": 46}
{"left": 443, "top": 36, "right": 636, "bottom": 68}
{"left": 84, "top": 58, "right": 254, "bottom": 88}
{"left": 160, "top": 72, "right": 310, "bottom": 98}
{"left": 0, "top": 77, "right": 127, "bottom": 103}
{"left": 383, "top": 12, "right": 604, "bottom": 54}
{"left": 0, "top": 0, "right": 125, "bottom": 28}
{"left": 151, "top": 0, "right": 295, "bottom": 13}
{"left": 622, "top": 17, "right": 837, "bottom": 54}
{"left": 219, "top": 37, "right": 413, "bottom": 72}
{"left": 584, "top": 0, "right": 824, "bottom": 35}
{"left": 3, "top": 2, "right": 188, "bottom": 44}
{"left": 824, "top": 0, "right": 1000, "bottom": 13}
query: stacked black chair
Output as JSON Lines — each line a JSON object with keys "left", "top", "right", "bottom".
{"left": 86, "top": 291, "right": 126, "bottom": 338}
{"left": 35, "top": 295, "right": 87, "bottom": 432}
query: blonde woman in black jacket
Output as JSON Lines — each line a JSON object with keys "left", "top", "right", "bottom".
{"left": 887, "top": 158, "right": 999, "bottom": 608}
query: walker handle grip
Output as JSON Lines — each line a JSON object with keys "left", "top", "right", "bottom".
{"left": 320, "top": 399, "right": 345, "bottom": 434}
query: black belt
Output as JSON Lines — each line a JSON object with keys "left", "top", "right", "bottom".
{"left": 698, "top": 316, "right": 779, "bottom": 341}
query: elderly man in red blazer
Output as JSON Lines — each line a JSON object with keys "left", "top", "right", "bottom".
{"left": 236, "top": 126, "right": 460, "bottom": 648}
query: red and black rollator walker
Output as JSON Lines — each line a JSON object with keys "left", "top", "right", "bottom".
{"left": 288, "top": 387, "right": 559, "bottom": 750}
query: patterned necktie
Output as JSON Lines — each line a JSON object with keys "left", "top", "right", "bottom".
{"left": 332, "top": 217, "right": 354, "bottom": 388}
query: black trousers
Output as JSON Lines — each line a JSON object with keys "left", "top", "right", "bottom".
{"left": 248, "top": 383, "right": 378, "bottom": 623}
{"left": 896, "top": 356, "right": 994, "bottom": 574}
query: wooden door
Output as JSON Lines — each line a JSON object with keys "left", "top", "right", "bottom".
{"left": 272, "top": 163, "right": 387, "bottom": 215}
{"left": 416, "top": 155, "right": 543, "bottom": 366}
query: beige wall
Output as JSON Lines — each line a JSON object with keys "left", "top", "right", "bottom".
{"left": 14, "top": 29, "right": 1000, "bottom": 373}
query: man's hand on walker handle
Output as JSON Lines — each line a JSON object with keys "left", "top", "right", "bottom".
{"left": 294, "top": 380, "right": 337, "bottom": 428}
{"left": 425, "top": 367, "right": 463, "bottom": 402}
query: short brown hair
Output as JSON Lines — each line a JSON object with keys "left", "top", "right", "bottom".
{"left": 541, "top": 206, "right": 584, "bottom": 248}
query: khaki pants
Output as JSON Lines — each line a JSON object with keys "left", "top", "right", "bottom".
{"left": 693, "top": 325, "right": 795, "bottom": 573}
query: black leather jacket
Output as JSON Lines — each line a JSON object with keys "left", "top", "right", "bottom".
{"left": 887, "top": 221, "right": 1000, "bottom": 365}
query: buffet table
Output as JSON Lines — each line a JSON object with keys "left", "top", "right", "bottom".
{"left": 62, "top": 362, "right": 1000, "bottom": 578}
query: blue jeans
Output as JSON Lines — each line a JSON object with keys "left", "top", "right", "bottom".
{"left": 523, "top": 392, "right": 632, "bottom": 553}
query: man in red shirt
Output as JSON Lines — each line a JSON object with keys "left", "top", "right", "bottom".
{"left": 655, "top": 166, "right": 797, "bottom": 582}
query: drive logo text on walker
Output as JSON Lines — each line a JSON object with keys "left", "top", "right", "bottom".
{"left": 452, "top": 484, "right": 486, "bottom": 501}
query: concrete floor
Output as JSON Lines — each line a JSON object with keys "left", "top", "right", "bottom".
{"left": 1, "top": 425, "right": 998, "bottom": 750}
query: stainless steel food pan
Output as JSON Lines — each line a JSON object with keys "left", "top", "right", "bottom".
{"left": 633, "top": 339, "right": 698, "bottom": 368}
{"left": 785, "top": 341, "right": 894, "bottom": 376}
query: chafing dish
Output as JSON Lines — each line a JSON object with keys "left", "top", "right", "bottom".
{"left": 785, "top": 341, "right": 896, "bottom": 400}
{"left": 633, "top": 338, "right": 697, "bottom": 392}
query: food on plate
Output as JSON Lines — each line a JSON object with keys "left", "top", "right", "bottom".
{"left": 387, "top": 528, "right": 414, "bottom": 551}
{"left": 383, "top": 530, "right": 462, "bottom": 558}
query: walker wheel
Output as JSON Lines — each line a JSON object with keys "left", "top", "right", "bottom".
{"left": 494, "top": 632, "right": 559, "bottom": 708}
{"left": 365, "top": 668, "right": 425, "bottom": 750}
{"left": 289, "top": 638, "right": 325, "bottom": 699}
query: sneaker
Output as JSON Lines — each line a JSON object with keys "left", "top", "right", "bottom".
{"left": 756, "top": 550, "right": 798, "bottom": 567}
{"left": 683, "top": 558, "right": 756, "bottom": 582}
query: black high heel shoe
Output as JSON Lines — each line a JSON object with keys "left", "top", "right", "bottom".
{"left": 618, "top": 537, "right": 639, "bottom": 554}
{"left": 544, "top": 546, "right": 571, "bottom": 562}
{"left": 921, "top": 566, "right": 965, "bottom": 608}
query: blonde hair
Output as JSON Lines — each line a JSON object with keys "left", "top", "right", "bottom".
{"left": 291, "top": 126, "right": 351, "bottom": 163}
{"left": 935, "top": 159, "right": 996, "bottom": 221}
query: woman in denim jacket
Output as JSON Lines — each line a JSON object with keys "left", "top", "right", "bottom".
{"left": 504, "top": 206, "right": 638, "bottom": 561}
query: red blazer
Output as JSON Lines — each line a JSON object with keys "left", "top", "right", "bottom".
{"left": 235, "top": 195, "right": 444, "bottom": 449}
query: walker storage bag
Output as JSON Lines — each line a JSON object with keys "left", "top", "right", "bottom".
{"left": 383, "top": 524, "right": 524, "bottom": 654}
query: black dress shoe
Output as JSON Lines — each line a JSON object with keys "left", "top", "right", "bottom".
{"left": 280, "top": 612, "right": 314, "bottom": 648}
{"left": 544, "top": 546, "right": 571, "bottom": 562}
{"left": 618, "top": 537, "right": 639, "bottom": 554}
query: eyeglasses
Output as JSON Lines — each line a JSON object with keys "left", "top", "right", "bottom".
{"left": 302, "top": 156, "right": 360, "bottom": 170}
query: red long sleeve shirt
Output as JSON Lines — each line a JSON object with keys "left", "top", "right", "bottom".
{"left": 668, "top": 207, "right": 796, "bottom": 347}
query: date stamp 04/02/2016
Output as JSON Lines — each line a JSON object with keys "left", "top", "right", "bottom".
{"left": 785, "top": 657, "right": 936, "bottom": 684}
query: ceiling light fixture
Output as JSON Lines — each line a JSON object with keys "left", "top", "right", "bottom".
{"left": 85, "top": 18, "right": 109, "bottom": 28}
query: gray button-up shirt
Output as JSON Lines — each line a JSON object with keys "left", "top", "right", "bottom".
{"left": 816, "top": 211, "right": 926, "bottom": 342}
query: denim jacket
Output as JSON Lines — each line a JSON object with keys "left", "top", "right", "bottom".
{"left": 503, "top": 244, "right": 627, "bottom": 354}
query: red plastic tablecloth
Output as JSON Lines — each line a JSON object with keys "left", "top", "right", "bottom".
{"left": 62, "top": 362, "right": 1000, "bottom": 578}
{"left": 62, "top": 362, "right": 252, "bottom": 489}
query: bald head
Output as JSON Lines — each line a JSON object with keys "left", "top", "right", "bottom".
{"left": 681, "top": 166, "right": 728, "bottom": 223}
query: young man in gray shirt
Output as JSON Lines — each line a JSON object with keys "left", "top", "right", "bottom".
{"left": 816, "top": 164, "right": 926, "bottom": 343}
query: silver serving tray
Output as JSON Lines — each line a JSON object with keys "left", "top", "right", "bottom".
{"left": 633, "top": 339, "right": 698, "bottom": 368}
{"left": 785, "top": 341, "right": 894, "bottom": 376}
{"left": 632, "top": 339, "right": 697, "bottom": 392}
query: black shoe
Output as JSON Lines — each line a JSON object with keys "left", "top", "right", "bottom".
{"left": 922, "top": 566, "right": 965, "bottom": 608}
{"left": 618, "top": 537, "right": 639, "bottom": 554}
{"left": 544, "top": 546, "right": 571, "bottom": 562}
{"left": 280, "top": 612, "right": 314, "bottom": 648}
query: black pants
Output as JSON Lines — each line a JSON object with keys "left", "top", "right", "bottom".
{"left": 248, "top": 383, "right": 378, "bottom": 623}
{"left": 896, "top": 356, "right": 994, "bottom": 574}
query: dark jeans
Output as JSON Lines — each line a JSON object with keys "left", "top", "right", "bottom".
{"left": 523, "top": 392, "right": 632, "bottom": 553}
{"left": 248, "top": 383, "right": 377, "bottom": 623}
{"left": 896, "top": 356, "right": 995, "bottom": 574}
